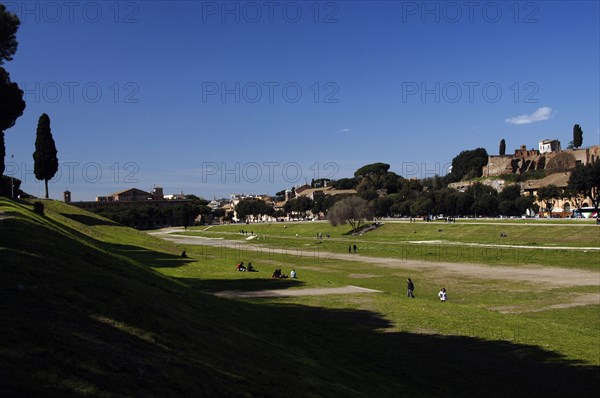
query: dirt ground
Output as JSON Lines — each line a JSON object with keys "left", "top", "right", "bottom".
{"left": 214, "top": 285, "right": 381, "bottom": 298}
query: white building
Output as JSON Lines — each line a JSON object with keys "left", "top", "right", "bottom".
{"left": 539, "top": 139, "right": 561, "bottom": 154}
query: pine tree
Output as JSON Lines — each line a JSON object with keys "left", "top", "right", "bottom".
{"left": 33, "top": 114, "right": 59, "bottom": 199}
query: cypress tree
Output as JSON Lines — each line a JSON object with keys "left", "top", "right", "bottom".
{"left": 499, "top": 139, "right": 506, "bottom": 156}
{"left": 33, "top": 114, "right": 59, "bottom": 199}
{"left": 573, "top": 124, "right": 583, "bottom": 148}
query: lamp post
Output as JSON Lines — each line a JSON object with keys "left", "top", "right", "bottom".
{"left": 10, "top": 154, "right": 14, "bottom": 199}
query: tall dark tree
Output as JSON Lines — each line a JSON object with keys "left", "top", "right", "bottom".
{"left": 0, "top": 68, "right": 25, "bottom": 179}
{"left": 572, "top": 124, "right": 583, "bottom": 149}
{"left": 568, "top": 163, "right": 591, "bottom": 210}
{"left": 33, "top": 114, "right": 59, "bottom": 199}
{"left": 567, "top": 160, "right": 600, "bottom": 211}
{"left": 0, "top": 5, "right": 25, "bottom": 182}
{"left": 592, "top": 159, "right": 600, "bottom": 210}
{"left": 499, "top": 139, "right": 506, "bottom": 156}
{"left": 0, "top": 4, "right": 20, "bottom": 65}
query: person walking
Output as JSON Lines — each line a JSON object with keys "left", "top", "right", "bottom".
{"left": 438, "top": 288, "right": 447, "bottom": 302}
{"left": 407, "top": 278, "right": 415, "bottom": 298}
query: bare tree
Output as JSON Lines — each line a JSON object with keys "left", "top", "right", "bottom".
{"left": 327, "top": 195, "right": 373, "bottom": 232}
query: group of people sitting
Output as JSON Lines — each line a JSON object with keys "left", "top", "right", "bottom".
{"left": 272, "top": 269, "right": 297, "bottom": 279}
{"left": 235, "top": 262, "right": 298, "bottom": 279}
{"left": 235, "top": 262, "right": 257, "bottom": 272}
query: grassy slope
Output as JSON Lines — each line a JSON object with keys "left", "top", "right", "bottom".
{"left": 1, "top": 198, "right": 599, "bottom": 397}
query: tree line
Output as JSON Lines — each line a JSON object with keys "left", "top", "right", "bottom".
{"left": 233, "top": 151, "right": 600, "bottom": 227}
{"left": 90, "top": 195, "right": 213, "bottom": 229}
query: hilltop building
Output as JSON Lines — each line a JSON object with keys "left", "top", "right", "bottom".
{"left": 483, "top": 143, "right": 600, "bottom": 178}
{"left": 539, "top": 139, "right": 561, "bottom": 154}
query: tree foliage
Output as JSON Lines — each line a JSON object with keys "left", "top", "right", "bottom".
{"left": 327, "top": 195, "right": 373, "bottom": 232}
{"left": 0, "top": 4, "right": 20, "bottom": 65}
{"left": 354, "top": 162, "right": 390, "bottom": 178}
{"left": 499, "top": 139, "right": 506, "bottom": 156}
{"left": 331, "top": 177, "right": 359, "bottom": 190}
{"left": 536, "top": 184, "right": 561, "bottom": 215}
{"left": 92, "top": 203, "right": 205, "bottom": 229}
{"left": 235, "top": 198, "right": 273, "bottom": 220}
{"left": 33, "top": 114, "right": 59, "bottom": 199}
{"left": 569, "top": 159, "right": 600, "bottom": 210}
{"left": 0, "top": 5, "right": 24, "bottom": 180}
{"left": 283, "top": 196, "right": 314, "bottom": 218}
{"left": 448, "top": 148, "right": 488, "bottom": 182}
{"left": 572, "top": 124, "right": 583, "bottom": 149}
{"left": 0, "top": 67, "right": 25, "bottom": 177}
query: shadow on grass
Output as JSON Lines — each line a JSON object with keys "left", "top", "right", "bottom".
{"left": 102, "top": 243, "right": 194, "bottom": 268}
{"left": 179, "top": 276, "right": 306, "bottom": 293}
{"left": 60, "top": 213, "right": 118, "bottom": 226}
{"left": 3, "top": 199, "right": 599, "bottom": 397}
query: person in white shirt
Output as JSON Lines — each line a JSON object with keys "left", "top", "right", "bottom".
{"left": 290, "top": 269, "right": 297, "bottom": 279}
{"left": 438, "top": 288, "right": 447, "bottom": 302}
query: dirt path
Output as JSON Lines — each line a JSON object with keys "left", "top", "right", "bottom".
{"left": 214, "top": 285, "right": 381, "bottom": 298}
{"left": 157, "top": 234, "right": 599, "bottom": 288}
{"left": 489, "top": 293, "right": 600, "bottom": 314}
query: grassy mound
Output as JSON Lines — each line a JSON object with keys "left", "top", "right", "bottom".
{"left": 1, "top": 198, "right": 598, "bottom": 397}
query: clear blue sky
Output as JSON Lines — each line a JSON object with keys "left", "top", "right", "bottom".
{"left": 3, "top": 0, "right": 599, "bottom": 200}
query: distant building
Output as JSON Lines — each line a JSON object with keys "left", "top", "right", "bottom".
{"left": 96, "top": 188, "right": 153, "bottom": 202}
{"left": 539, "top": 139, "right": 561, "bottom": 154}
{"left": 68, "top": 185, "right": 190, "bottom": 211}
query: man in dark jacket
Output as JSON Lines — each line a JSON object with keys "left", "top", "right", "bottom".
{"left": 407, "top": 278, "right": 415, "bottom": 298}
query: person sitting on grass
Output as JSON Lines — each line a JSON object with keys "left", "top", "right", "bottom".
{"left": 236, "top": 262, "right": 246, "bottom": 272}
{"left": 290, "top": 269, "right": 297, "bottom": 279}
{"left": 438, "top": 288, "right": 447, "bottom": 302}
{"left": 272, "top": 268, "right": 288, "bottom": 278}
{"left": 247, "top": 263, "right": 257, "bottom": 272}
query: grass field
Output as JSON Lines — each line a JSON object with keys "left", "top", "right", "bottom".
{"left": 176, "top": 220, "right": 600, "bottom": 269}
{"left": 159, "top": 222, "right": 600, "bottom": 365}
{"left": 1, "top": 198, "right": 599, "bottom": 397}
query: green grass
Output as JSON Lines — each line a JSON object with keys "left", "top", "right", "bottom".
{"left": 180, "top": 220, "right": 600, "bottom": 269}
{"left": 1, "top": 198, "right": 599, "bottom": 397}
{"left": 157, "top": 242, "right": 600, "bottom": 365}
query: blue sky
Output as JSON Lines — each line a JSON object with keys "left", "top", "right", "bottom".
{"left": 3, "top": 0, "right": 599, "bottom": 200}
